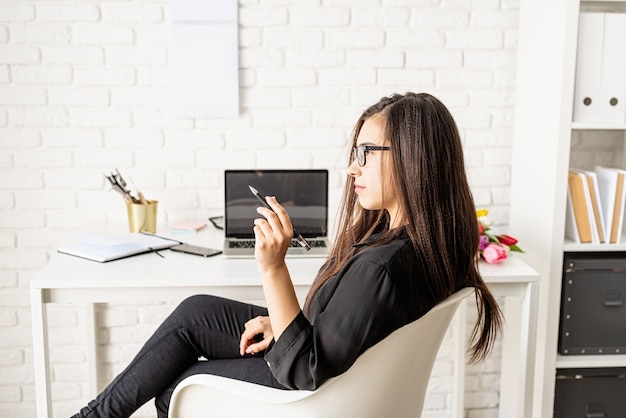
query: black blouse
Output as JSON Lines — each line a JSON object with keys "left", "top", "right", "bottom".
{"left": 264, "top": 230, "right": 435, "bottom": 390}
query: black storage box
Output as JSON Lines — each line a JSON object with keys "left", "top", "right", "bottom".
{"left": 554, "top": 368, "right": 626, "bottom": 417}
{"left": 559, "top": 252, "right": 626, "bottom": 355}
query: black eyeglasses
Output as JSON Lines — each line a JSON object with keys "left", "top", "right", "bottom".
{"left": 351, "top": 145, "right": 391, "bottom": 167}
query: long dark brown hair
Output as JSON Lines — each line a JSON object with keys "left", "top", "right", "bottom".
{"left": 304, "top": 92, "right": 502, "bottom": 363}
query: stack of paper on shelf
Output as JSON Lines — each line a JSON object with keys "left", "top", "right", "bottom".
{"left": 575, "top": 168, "right": 606, "bottom": 243}
{"left": 567, "top": 167, "right": 626, "bottom": 244}
{"left": 595, "top": 166, "right": 626, "bottom": 243}
{"left": 58, "top": 231, "right": 180, "bottom": 262}
{"left": 565, "top": 170, "right": 596, "bottom": 243}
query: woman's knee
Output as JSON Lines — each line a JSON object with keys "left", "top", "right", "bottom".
{"left": 168, "top": 295, "right": 264, "bottom": 336}
{"left": 175, "top": 294, "right": 221, "bottom": 315}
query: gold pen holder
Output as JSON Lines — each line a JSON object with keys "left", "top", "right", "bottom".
{"left": 126, "top": 200, "right": 158, "bottom": 233}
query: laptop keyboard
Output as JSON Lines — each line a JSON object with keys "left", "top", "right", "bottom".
{"left": 229, "top": 239, "right": 327, "bottom": 249}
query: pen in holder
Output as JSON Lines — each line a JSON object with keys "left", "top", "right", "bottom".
{"left": 126, "top": 200, "right": 158, "bottom": 233}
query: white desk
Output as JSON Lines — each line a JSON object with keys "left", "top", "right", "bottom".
{"left": 30, "top": 228, "right": 539, "bottom": 418}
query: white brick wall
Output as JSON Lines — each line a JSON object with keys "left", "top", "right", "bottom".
{"left": 0, "top": 0, "right": 531, "bottom": 417}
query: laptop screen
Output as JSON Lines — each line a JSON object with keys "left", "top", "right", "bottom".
{"left": 224, "top": 169, "right": 329, "bottom": 239}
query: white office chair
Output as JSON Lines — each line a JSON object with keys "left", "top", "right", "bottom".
{"left": 168, "top": 287, "right": 474, "bottom": 418}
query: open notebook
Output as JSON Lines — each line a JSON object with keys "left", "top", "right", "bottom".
{"left": 58, "top": 231, "right": 180, "bottom": 262}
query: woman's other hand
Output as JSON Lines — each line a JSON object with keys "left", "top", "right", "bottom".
{"left": 240, "top": 315, "right": 274, "bottom": 355}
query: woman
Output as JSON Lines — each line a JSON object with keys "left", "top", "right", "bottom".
{"left": 72, "top": 92, "right": 501, "bottom": 418}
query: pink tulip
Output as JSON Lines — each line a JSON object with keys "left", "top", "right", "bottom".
{"left": 482, "top": 243, "right": 507, "bottom": 264}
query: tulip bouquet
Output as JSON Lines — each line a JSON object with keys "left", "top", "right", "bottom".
{"left": 477, "top": 209, "right": 523, "bottom": 264}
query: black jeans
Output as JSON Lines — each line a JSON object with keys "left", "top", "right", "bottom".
{"left": 71, "top": 295, "right": 287, "bottom": 418}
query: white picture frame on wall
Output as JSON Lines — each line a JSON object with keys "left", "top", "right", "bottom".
{"left": 169, "top": 0, "right": 239, "bottom": 118}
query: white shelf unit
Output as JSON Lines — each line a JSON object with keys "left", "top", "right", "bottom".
{"left": 571, "top": 122, "right": 626, "bottom": 130}
{"left": 510, "top": 0, "right": 626, "bottom": 417}
{"left": 564, "top": 238, "right": 626, "bottom": 252}
{"left": 556, "top": 354, "right": 626, "bottom": 369}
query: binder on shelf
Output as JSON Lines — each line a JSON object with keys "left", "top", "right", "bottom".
{"left": 610, "top": 174, "right": 626, "bottom": 244}
{"left": 572, "top": 168, "right": 606, "bottom": 243}
{"left": 595, "top": 166, "right": 626, "bottom": 244}
{"left": 565, "top": 169, "right": 596, "bottom": 244}
{"left": 573, "top": 12, "right": 605, "bottom": 123}
{"left": 600, "top": 12, "right": 626, "bottom": 123}
{"left": 565, "top": 193, "right": 583, "bottom": 244}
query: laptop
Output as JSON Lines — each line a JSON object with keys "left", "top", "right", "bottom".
{"left": 223, "top": 169, "right": 330, "bottom": 258}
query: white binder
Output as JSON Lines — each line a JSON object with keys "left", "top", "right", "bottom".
{"left": 600, "top": 12, "right": 626, "bottom": 122}
{"left": 573, "top": 12, "right": 605, "bottom": 122}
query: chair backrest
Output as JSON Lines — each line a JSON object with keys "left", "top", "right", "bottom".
{"left": 168, "top": 287, "right": 474, "bottom": 418}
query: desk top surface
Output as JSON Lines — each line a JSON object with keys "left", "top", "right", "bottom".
{"left": 31, "top": 225, "right": 539, "bottom": 290}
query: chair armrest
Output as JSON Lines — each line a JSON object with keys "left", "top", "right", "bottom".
{"left": 172, "top": 374, "right": 316, "bottom": 405}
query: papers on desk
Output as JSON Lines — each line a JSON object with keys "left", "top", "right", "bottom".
{"left": 170, "top": 221, "right": 207, "bottom": 234}
{"left": 57, "top": 231, "right": 180, "bottom": 262}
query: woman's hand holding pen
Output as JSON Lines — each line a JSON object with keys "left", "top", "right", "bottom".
{"left": 253, "top": 196, "right": 292, "bottom": 271}
{"left": 252, "top": 196, "right": 302, "bottom": 341}
{"left": 240, "top": 316, "right": 273, "bottom": 356}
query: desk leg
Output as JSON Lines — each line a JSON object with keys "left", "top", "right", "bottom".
{"left": 519, "top": 283, "right": 538, "bottom": 418}
{"left": 31, "top": 289, "right": 52, "bottom": 418}
{"left": 498, "top": 284, "right": 539, "bottom": 418}
{"left": 499, "top": 296, "right": 522, "bottom": 418}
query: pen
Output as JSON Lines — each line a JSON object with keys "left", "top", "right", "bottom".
{"left": 148, "top": 247, "right": 165, "bottom": 258}
{"left": 139, "top": 231, "right": 183, "bottom": 245}
{"left": 248, "top": 185, "right": 311, "bottom": 251}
